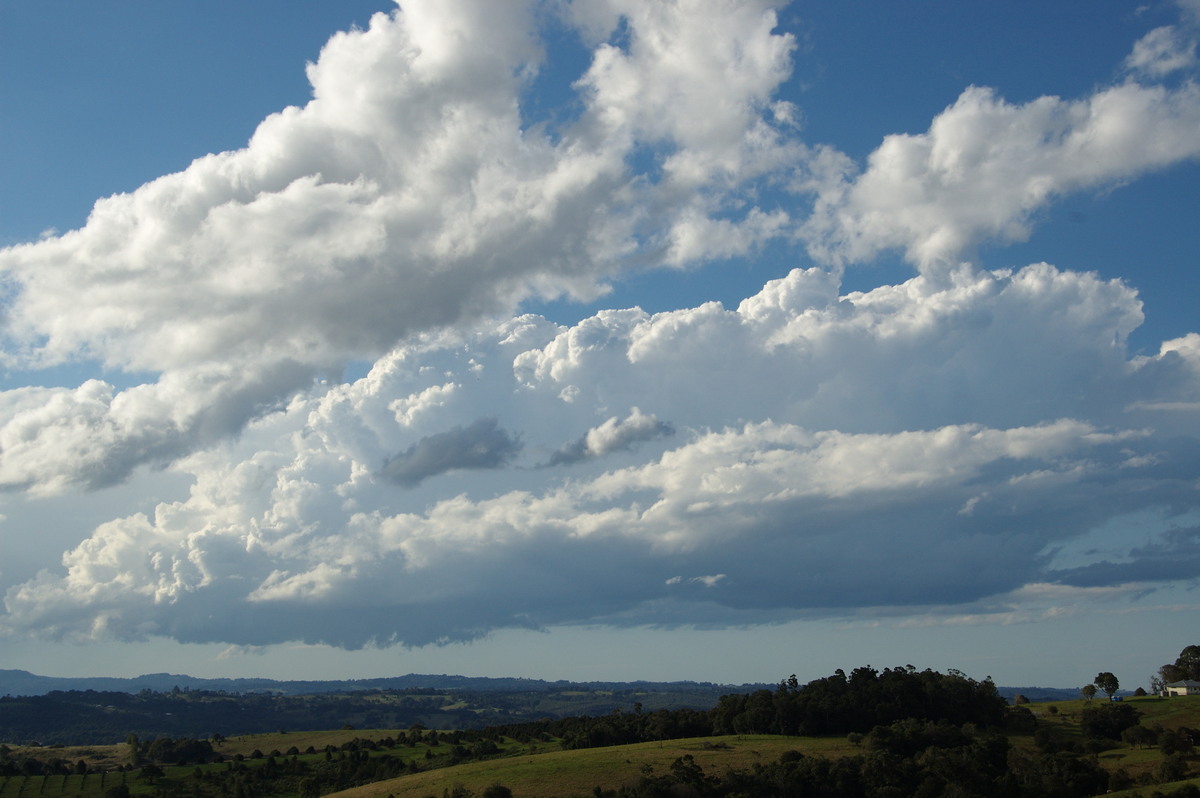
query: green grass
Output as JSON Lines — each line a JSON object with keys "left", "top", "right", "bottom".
{"left": 0, "top": 771, "right": 134, "bottom": 798}
{"left": 1021, "top": 695, "right": 1200, "bottom": 786}
{"left": 328, "top": 735, "right": 855, "bottom": 798}
{"left": 1107, "top": 775, "right": 1200, "bottom": 797}
{"left": 214, "top": 730, "right": 409, "bottom": 758}
{"left": 3, "top": 729, "right": 480, "bottom": 798}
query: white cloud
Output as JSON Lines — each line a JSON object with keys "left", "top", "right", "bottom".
{"left": 4, "top": 262, "right": 1197, "bottom": 647}
{"left": 0, "top": 0, "right": 801, "bottom": 493}
{"left": 1126, "top": 25, "right": 1198, "bottom": 77}
{"left": 801, "top": 80, "right": 1200, "bottom": 271}
{"left": 2, "top": 1, "right": 1200, "bottom": 656}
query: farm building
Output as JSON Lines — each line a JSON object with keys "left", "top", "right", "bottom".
{"left": 1164, "top": 680, "right": 1200, "bottom": 696}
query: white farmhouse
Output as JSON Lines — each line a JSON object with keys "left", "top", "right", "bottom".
{"left": 1164, "top": 680, "right": 1200, "bottom": 696}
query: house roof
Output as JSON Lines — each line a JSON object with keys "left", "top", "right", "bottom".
{"left": 1165, "top": 680, "right": 1200, "bottom": 687}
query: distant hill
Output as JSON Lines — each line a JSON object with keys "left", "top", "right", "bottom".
{"left": 1, "top": 668, "right": 1076, "bottom": 701}
{"left": 995, "top": 685, "right": 1114, "bottom": 702}
{"left": 0, "top": 672, "right": 767, "bottom": 744}
{"left": 0, "top": 668, "right": 753, "bottom": 698}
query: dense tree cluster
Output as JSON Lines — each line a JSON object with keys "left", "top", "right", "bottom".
{"left": 1079, "top": 702, "right": 1142, "bottom": 741}
{"left": 711, "top": 666, "right": 1008, "bottom": 736}
{"left": 1157, "top": 645, "right": 1200, "bottom": 689}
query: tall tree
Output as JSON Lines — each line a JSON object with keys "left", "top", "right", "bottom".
{"left": 1094, "top": 672, "right": 1119, "bottom": 698}
{"left": 1176, "top": 645, "right": 1200, "bottom": 680}
{"left": 1157, "top": 644, "right": 1200, "bottom": 684}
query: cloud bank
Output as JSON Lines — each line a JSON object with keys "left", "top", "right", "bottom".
{"left": 3, "top": 264, "right": 1199, "bottom": 647}
{"left": 2, "top": 1, "right": 1200, "bottom": 650}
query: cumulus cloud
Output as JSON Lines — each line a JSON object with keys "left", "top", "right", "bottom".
{"left": 1126, "top": 26, "right": 1198, "bottom": 77}
{"left": 0, "top": 0, "right": 800, "bottom": 493}
{"left": 0, "top": 363, "right": 318, "bottom": 495}
{"left": 380, "top": 418, "right": 522, "bottom": 486}
{"left": 548, "top": 408, "right": 673, "bottom": 465}
{"left": 801, "top": 79, "right": 1200, "bottom": 271}
{"left": 3, "top": 263, "right": 1198, "bottom": 648}
{"left": 2, "top": 2, "right": 1200, "bottom": 653}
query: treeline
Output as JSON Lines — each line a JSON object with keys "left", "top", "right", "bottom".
{"left": 485, "top": 666, "right": 1012, "bottom": 747}
{"left": 711, "top": 666, "right": 1008, "bottom": 735}
{"left": 0, "top": 683, "right": 737, "bottom": 745}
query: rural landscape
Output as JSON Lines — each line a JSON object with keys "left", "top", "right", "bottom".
{"left": 4, "top": 3, "right": 1200, "bottom": 798}
{"left": 2, "top": 645, "right": 1198, "bottom": 797}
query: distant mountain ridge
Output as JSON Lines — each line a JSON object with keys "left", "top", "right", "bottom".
{"left": 0, "top": 668, "right": 752, "bottom": 698}
{"left": 0, "top": 668, "right": 1076, "bottom": 701}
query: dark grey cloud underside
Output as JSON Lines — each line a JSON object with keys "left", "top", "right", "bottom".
{"left": 547, "top": 418, "right": 675, "bottom": 466}
{"left": 380, "top": 417, "right": 522, "bottom": 486}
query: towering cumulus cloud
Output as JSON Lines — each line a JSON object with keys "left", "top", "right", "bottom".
{"left": 1, "top": 1, "right": 1199, "bottom": 654}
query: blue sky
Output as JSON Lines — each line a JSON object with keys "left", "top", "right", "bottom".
{"left": 1, "top": 0, "right": 1198, "bottom": 691}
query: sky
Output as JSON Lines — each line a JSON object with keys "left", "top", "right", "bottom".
{"left": 0, "top": 0, "right": 1199, "bottom": 692}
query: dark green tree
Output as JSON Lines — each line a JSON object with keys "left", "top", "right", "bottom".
{"left": 1161, "top": 754, "right": 1188, "bottom": 783}
{"left": 1080, "top": 684, "right": 1097, "bottom": 701}
{"left": 1094, "top": 672, "right": 1119, "bottom": 698}
{"left": 1176, "top": 645, "right": 1200, "bottom": 680}
{"left": 1159, "top": 644, "right": 1200, "bottom": 683}
{"left": 1080, "top": 702, "right": 1142, "bottom": 740}
{"left": 138, "top": 764, "right": 164, "bottom": 785}
{"left": 1120, "top": 725, "right": 1157, "bottom": 748}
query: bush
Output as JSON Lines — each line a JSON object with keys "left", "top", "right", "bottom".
{"left": 481, "top": 785, "right": 513, "bottom": 798}
{"left": 1005, "top": 705, "right": 1037, "bottom": 732}
{"left": 1160, "top": 753, "right": 1188, "bottom": 783}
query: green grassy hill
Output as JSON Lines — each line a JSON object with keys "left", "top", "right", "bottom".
{"left": 327, "top": 735, "right": 836, "bottom": 798}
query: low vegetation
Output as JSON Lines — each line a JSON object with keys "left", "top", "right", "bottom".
{"left": 2, "top": 647, "right": 1198, "bottom": 797}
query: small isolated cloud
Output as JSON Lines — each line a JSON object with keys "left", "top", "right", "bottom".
{"left": 380, "top": 418, "right": 522, "bottom": 487}
{"left": 548, "top": 407, "right": 674, "bottom": 465}
{"left": 218, "top": 644, "right": 268, "bottom": 660}
{"left": 1127, "top": 26, "right": 1198, "bottom": 77}
{"left": 665, "top": 575, "right": 726, "bottom": 588}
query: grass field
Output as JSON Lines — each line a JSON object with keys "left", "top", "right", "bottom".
{"left": 1020, "top": 695, "right": 1200, "bottom": 784}
{"left": 328, "top": 735, "right": 837, "bottom": 798}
